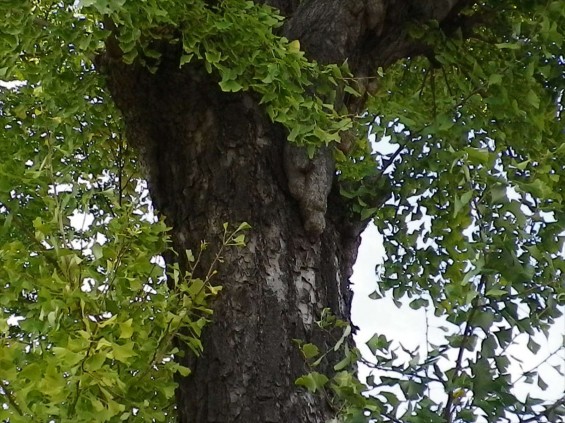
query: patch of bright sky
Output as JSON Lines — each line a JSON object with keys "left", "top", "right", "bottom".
{"left": 0, "top": 80, "right": 25, "bottom": 89}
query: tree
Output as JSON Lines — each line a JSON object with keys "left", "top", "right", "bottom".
{"left": 0, "top": 0, "right": 564, "bottom": 422}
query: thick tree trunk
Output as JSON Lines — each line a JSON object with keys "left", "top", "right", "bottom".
{"left": 105, "top": 56, "right": 362, "bottom": 422}
{"left": 102, "top": 1, "right": 471, "bottom": 421}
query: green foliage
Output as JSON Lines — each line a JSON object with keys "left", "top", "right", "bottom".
{"left": 0, "top": 7, "right": 250, "bottom": 416}
{"left": 90, "top": 0, "right": 355, "bottom": 151}
{"left": 0, "top": 0, "right": 357, "bottom": 153}
{"left": 299, "top": 1, "right": 565, "bottom": 422}
{"left": 0, "top": 135, "right": 248, "bottom": 422}
{"left": 1, "top": 0, "right": 564, "bottom": 423}
{"left": 297, "top": 2, "right": 565, "bottom": 423}
{"left": 295, "top": 310, "right": 370, "bottom": 417}
{"left": 370, "top": 7, "right": 565, "bottom": 419}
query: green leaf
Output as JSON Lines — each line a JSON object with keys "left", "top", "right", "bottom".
{"left": 488, "top": 74, "right": 503, "bottom": 85}
{"left": 344, "top": 85, "right": 361, "bottom": 97}
{"left": 333, "top": 355, "right": 351, "bottom": 371}
{"left": 295, "top": 372, "right": 329, "bottom": 393}
{"left": 333, "top": 324, "right": 351, "bottom": 351}
{"left": 52, "top": 347, "right": 84, "bottom": 367}
{"left": 366, "top": 334, "right": 389, "bottom": 355}
{"left": 486, "top": 289, "right": 508, "bottom": 298}
{"left": 119, "top": 319, "right": 134, "bottom": 339}
{"left": 85, "top": 353, "right": 107, "bottom": 372}
{"left": 111, "top": 342, "right": 138, "bottom": 364}
{"left": 219, "top": 78, "right": 244, "bottom": 92}
{"left": 92, "top": 242, "right": 103, "bottom": 260}
{"left": 301, "top": 343, "right": 320, "bottom": 359}
{"left": 495, "top": 42, "right": 521, "bottom": 49}
{"left": 465, "top": 147, "right": 490, "bottom": 165}
{"left": 454, "top": 190, "right": 473, "bottom": 217}
{"left": 474, "top": 311, "right": 495, "bottom": 332}
{"left": 237, "top": 221, "right": 251, "bottom": 231}
{"left": 537, "top": 375, "right": 548, "bottom": 390}
{"left": 526, "top": 90, "right": 540, "bottom": 109}
{"left": 527, "top": 338, "right": 541, "bottom": 354}
{"left": 368, "top": 290, "right": 382, "bottom": 300}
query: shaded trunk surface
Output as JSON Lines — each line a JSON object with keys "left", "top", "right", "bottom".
{"left": 103, "top": 1, "right": 471, "bottom": 421}
{"left": 106, "top": 56, "right": 362, "bottom": 422}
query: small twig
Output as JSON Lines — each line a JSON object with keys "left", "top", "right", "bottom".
{"left": 441, "top": 66, "right": 454, "bottom": 97}
{"left": 1, "top": 383, "right": 24, "bottom": 416}
{"left": 116, "top": 135, "right": 124, "bottom": 206}
{"left": 431, "top": 69, "right": 437, "bottom": 119}
{"left": 382, "top": 411, "right": 405, "bottom": 423}
{"left": 514, "top": 347, "right": 564, "bottom": 385}
{"left": 442, "top": 276, "right": 486, "bottom": 422}
{"left": 419, "top": 67, "right": 430, "bottom": 98}
{"left": 374, "top": 142, "right": 406, "bottom": 184}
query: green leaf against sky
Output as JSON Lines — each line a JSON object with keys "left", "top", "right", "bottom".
{"left": 357, "top": 2, "right": 565, "bottom": 421}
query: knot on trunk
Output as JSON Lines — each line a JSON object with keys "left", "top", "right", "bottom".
{"left": 284, "top": 144, "right": 335, "bottom": 237}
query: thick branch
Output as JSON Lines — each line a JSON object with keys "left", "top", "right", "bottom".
{"left": 281, "top": 0, "right": 473, "bottom": 72}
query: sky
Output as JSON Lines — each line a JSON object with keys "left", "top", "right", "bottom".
{"left": 350, "top": 222, "right": 565, "bottom": 409}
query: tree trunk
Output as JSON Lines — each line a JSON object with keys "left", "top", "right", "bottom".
{"left": 105, "top": 55, "right": 362, "bottom": 422}
{"left": 102, "top": 1, "right": 470, "bottom": 421}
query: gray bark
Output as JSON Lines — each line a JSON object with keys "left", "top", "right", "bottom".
{"left": 102, "top": 1, "right": 472, "bottom": 421}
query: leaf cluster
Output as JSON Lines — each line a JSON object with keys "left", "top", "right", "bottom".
{"left": 0, "top": 24, "right": 250, "bottom": 418}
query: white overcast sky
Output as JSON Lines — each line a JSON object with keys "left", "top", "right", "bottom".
{"left": 351, "top": 222, "right": 565, "bottom": 406}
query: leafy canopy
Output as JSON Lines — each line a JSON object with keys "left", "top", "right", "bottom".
{"left": 0, "top": 0, "right": 564, "bottom": 422}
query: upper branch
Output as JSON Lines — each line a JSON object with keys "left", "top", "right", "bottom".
{"left": 281, "top": 0, "right": 473, "bottom": 72}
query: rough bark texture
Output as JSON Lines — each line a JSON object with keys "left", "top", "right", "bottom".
{"left": 102, "top": 1, "right": 471, "bottom": 421}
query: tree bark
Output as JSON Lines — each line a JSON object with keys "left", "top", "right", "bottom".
{"left": 105, "top": 56, "right": 360, "bottom": 422}
{"left": 102, "top": 1, "right": 471, "bottom": 421}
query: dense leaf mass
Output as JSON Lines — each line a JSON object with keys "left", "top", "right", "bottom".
{"left": 0, "top": 0, "right": 564, "bottom": 422}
